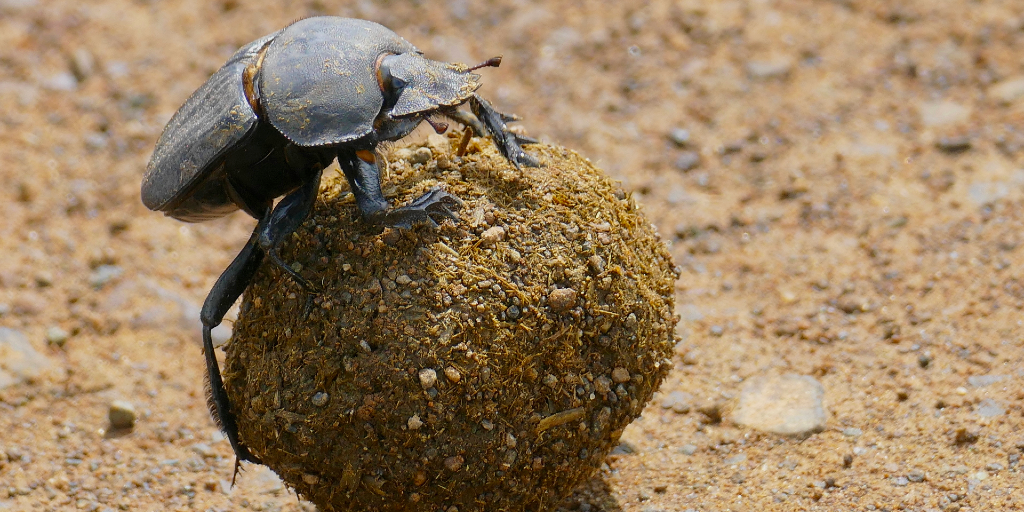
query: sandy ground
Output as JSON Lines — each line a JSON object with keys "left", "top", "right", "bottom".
{"left": 1, "top": 0, "right": 1022, "bottom": 511}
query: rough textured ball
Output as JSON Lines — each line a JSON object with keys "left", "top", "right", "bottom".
{"left": 223, "top": 134, "right": 678, "bottom": 511}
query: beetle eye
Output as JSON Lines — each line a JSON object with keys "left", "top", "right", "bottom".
{"left": 391, "top": 75, "right": 407, "bottom": 90}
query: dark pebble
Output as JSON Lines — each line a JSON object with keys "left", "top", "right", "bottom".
{"left": 936, "top": 136, "right": 972, "bottom": 153}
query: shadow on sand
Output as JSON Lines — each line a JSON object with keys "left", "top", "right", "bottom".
{"left": 556, "top": 474, "right": 623, "bottom": 512}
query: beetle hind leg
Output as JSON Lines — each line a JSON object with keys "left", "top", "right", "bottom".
{"left": 200, "top": 221, "right": 269, "bottom": 474}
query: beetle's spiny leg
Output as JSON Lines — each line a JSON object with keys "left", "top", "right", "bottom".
{"left": 200, "top": 222, "right": 267, "bottom": 470}
{"left": 469, "top": 94, "right": 540, "bottom": 169}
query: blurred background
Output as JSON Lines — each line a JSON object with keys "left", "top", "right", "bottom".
{"left": 1, "top": 0, "right": 1023, "bottom": 510}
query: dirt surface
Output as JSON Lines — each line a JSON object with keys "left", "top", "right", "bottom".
{"left": 1, "top": 0, "right": 1022, "bottom": 511}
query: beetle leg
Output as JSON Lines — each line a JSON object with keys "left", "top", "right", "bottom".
{"left": 338, "top": 149, "right": 392, "bottom": 222}
{"left": 257, "top": 170, "right": 322, "bottom": 294}
{"left": 468, "top": 94, "right": 540, "bottom": 168}
{"left": 382, "top": 187, "right": 464, "bottom": 229}
{"left": 445, "top": 109, "right": 487, "bottom": 138}
{"left": 200, "top": 218, "right": 269, "bottom": 477}
{"left": 339, "top": 149, "right": 463, "bottom": 229}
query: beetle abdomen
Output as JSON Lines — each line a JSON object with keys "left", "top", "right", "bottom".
{"left": 259, "top": 17, "right": 417, "bottom": 147}
{"left": 142, "top": 32, "right": 279, "bottom": 214}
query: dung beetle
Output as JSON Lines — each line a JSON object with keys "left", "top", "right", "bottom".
{"left": 141, "top": 16, "right": 537, "bottom": 476}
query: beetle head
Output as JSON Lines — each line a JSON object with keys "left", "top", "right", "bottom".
{"left": 378, "top": 53, "right": 498, "bottom": 119}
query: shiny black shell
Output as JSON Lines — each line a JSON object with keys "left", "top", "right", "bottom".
{"left": 259, "top": 17, "right": 416, "bottom": 147}
{"left": 141, "top": 33, "right": 276, "bottom": 215}
{"left": 141, "top": 17, "right": 416, "bottom": 219}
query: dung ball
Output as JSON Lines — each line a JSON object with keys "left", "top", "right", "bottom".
{"left": 223, "top": 134, "right": 678, "bottom": 511}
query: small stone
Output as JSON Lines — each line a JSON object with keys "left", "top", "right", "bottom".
{"left": 679, "top": 444, "right": 697, "bottom": 455}
{"left": 396, "top": 274, "right": 412, "bottom": 285}
{"left": 311, "top": 392, "right": 329, "bottom": 407}
{"left": 918, "top": 101, "right": 970, "bottom": 128}
{"left": 988, "top": 76, "right": 1024, "bottom": 104}
{"left": 410, "top": 147, "right": 432, "bottom": 164}
{"left": 480, "top": 226, "right": 506, "bottom": 246}
{"left": 953, "top": 428, "right": 979, "bottom": 445}
{"left": 302, "top": 473, "right": 319, "bottom": 485}
{"left": 975, "top": 398, "right": 1005, "bottom": 418}
{"left": 407, "top": 414, "right": 423, "bottom": 430}
{"left": 108, "top": 400, "right": 137, "bottom": 430}
{"left": 45, "top": 326, "right": 69, "bottom": 347}
{"left": 506, "top": 305, "right": 521, "bottom": 320}
{"left": 418, "top": 368, "right": 437, "bottom": 389}
{"left": 42, "top": 72, "right": 77, "bottom": 91}
{"left": 191, "top": 443, "right": 216, "bottom": 458}
{"left": 681, "top": 350, "right": 699, "bottom": 365}
{"left": 89, "top": 265, "right": 123, "bottom": 288}
{"left": 893, "top": 476, "right": 909, "bottom": 487}
{"left": 444, "top": 455, "right": 464, "bottom": 472}
{"left": 660, "top": 391, "right": 692, "bottom": 413}
{"left": 392, "top": 148, "right": 413, "bottom": 162}
{"left": 935, "top": 135, "right": 971, "bottom": 153}
{"left": 673, "top": 151, "right": 701, "bottom": 172}
{"left": 594, "top": 376, "right": 612, "bottom": 394}
{"left": 842, "top": 427, "right": 863, "bottom": 437}
{"left": 611, "top": 367, "right": 630, "bottom": 384}
{"left": 746, "top": 57, "right": 793, "bottom": 79}
{"left": 907, "top": 470, "right": 925, "bottom": 482}
{"left": 668, "top": 128, "right": 691, "bottom": 147}
{"left": 731, "top": 374, "right": 827, "bottom": 436}
{"left": 70, "top": 48, "right": 95, "bottom": 81}
{"left": 967, "top": 374, "right": 1008, "bottom": 387}
{"left": 548, "top": 288, "right": 577, "bottom": 313}
{"left": 724, "top": 454, "right": 747, "bottom": 466}
{"left": 35, "top": 271, "right": 53, "bottom": 287}
{"left": 444, "top": 366, "right": 462, "bottom": 384}
{"left": 967, "top": 181, "right": 1010, "bottom": 207}
{"left": 0, "top": 328, "right": 54, "bottom": 389}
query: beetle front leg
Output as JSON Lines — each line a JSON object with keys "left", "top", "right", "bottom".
{"left": 468, "top": 94, "right": 540, "bottom": 168}
{"left": 338, "top": 149, "right": 463, "bottom": 229}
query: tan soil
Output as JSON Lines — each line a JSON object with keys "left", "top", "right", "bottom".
{"left": 1, "top": 0, "right": 1022, "bottom": 511}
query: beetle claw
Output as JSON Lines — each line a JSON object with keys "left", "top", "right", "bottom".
{"left": 380, "top": 187, "right": 463, "bottom": 230}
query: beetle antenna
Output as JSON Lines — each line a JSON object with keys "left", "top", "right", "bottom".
{"left": 468, "top": 56, "right": 502, "bottom": 71}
